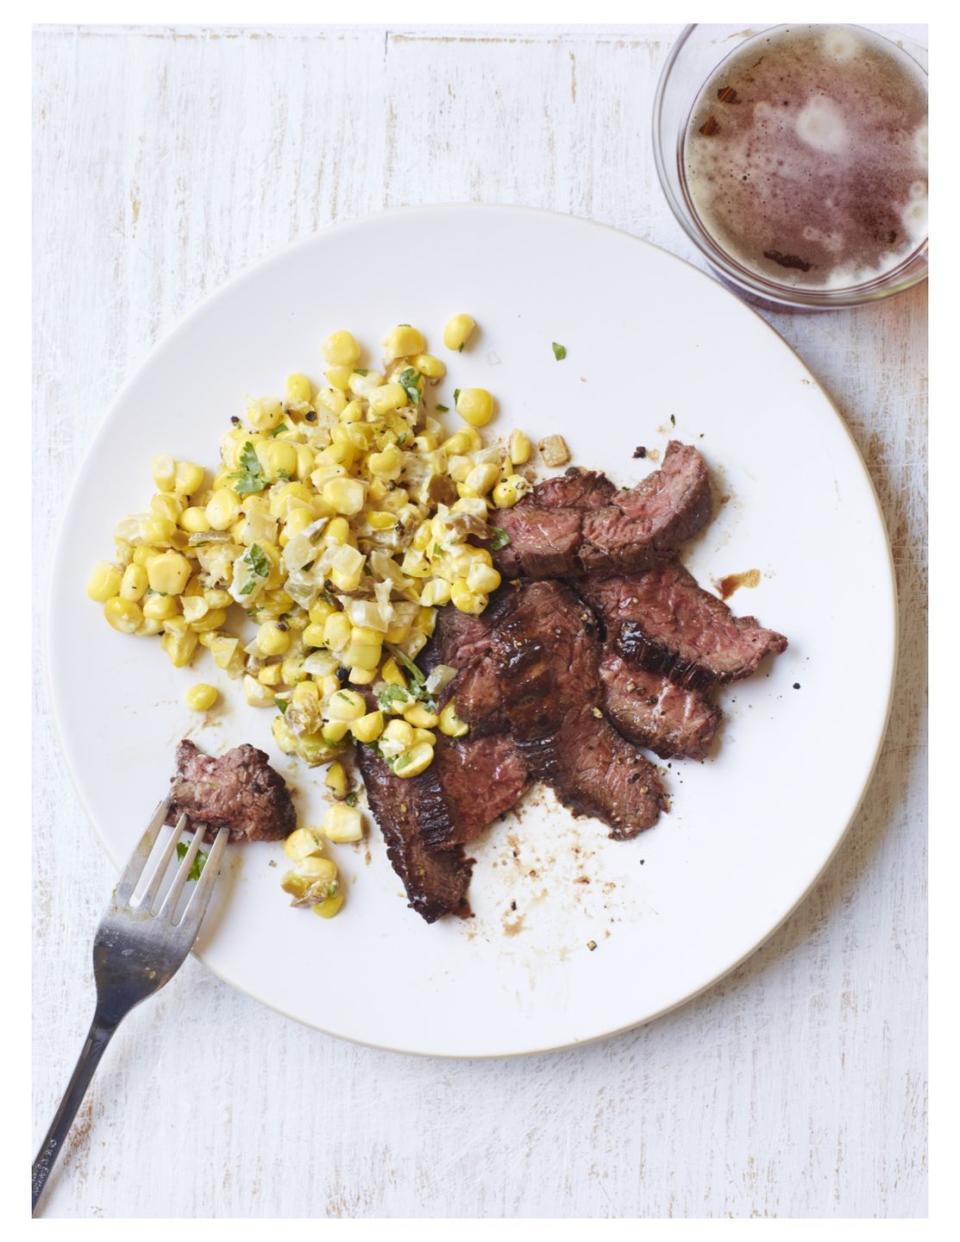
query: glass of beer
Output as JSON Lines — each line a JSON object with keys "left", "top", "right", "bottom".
{"left": 653, "top": 24, "right": 928, "bottom": 309}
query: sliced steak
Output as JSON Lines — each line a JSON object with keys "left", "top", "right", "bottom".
{"left": 357, "top": 746, "right": 475, "bottom": 922}
{"left": 580, "top": 562, "right": 788, "bottom": 688}
{"left": 495, "top": 442, "right": 711, "bottom": 578}
{"left": 528, "top": 468, "right": 616, "bottom": 510}
{"left": 426, "top": 734, "right": 528, "bottom": 850}
{"left": 599, "top": 652, "right": 721, "bottom": 760}
{"left": 166, "top": 739, "right": 296, "bottom": 843}
{"left": 450, "top": 580, "right": 666, "bottom": 838}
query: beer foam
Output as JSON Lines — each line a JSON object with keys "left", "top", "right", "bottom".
{"left": 795, "top": 96, "right": 849, "bottom": 155}
{"left": 683, "top": 25, "right": 928, "bottom": 289}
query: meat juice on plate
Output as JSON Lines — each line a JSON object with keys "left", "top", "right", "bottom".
{"left": 682, "top": 25, "right": 928, "bottom": 289}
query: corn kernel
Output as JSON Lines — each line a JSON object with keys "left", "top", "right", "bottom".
{"left": 146, "top": 550, "right": 192, "bottom": 596}
{"left": 312, "top": 889, "right": 345, "bottom": 918}
{"left": 420, "top": 579, "right": 452, "bottom": 607}
{"left": 443, "top": 429, "right": 481, "bottom": 454}
{"left": 247, "top": 397, "right": 283, "bottom": 433}
{"left": 383, "top": 719, "right": 416, "bottom": 749}
{"left": 443, "top": 313, "right": 476, "bottom": 352}
{"left": 383, "top": 324, "right": 426, "bottom": 360}
{"left": 284, "top": 827, "right": 324, "bottom": 861}
{"left": 326, "top": 688, "right": 366, "bottom": 722}
{"left": 325, "top": 365, "right": 353, "bottom": 391}
{"left": 351, "top": 710, "right": 384, "bottom": 743}
{"left": 87, "top": 562, "right": 122, "bottom": 602}
{"left": 381, "top": 657, "right": 406, "bottom": 687}
{"left": 323, "top": 329, "right": 361, "bottom": 367}
{"left": 322, "top": 476, "right": 366, "bottom": 516}
{"left": 286, "top": 373, "right": 313, "bottom": 406}
{"left": 104, "top": 596, "right": 142, "bottom": 633}
{"left": 411, "top": 728, "right": 437, "bottom": 748}
{"left": 322, "top": 802, "right": 364, "bottom": 844}
{"left": 339, "top": 397, "right": 365, "bottom": 422}
{"left": 150, "top": 492, "right": 184, "bottom": 523}
{"left": 161, "top": 627, "right": 198, "bottom": 668}
{"left": 450, "top": 578, "right": 485, "bottom": 614}
{"left": 367, "top": 444, "right": 403, "bottom": 480}
{"left": 206, "top": 487, "right": 242, "bottom": 531}
{"left": 393, "top": 741, "right": 435, "bottom": 779}
{"left": 258, "top": 438, "right": 298, "bottom": 482}
{"left": 119, "top": 563, "right": 148, "bottom": 602}
{"left": 180, "top": 505, "right": 211, "bottom": 533}
{"left": 322, "top": 612, "right": 352, "bottom": 651}
{"left": 509, "top": 429, "right": 533, "bottom": 466}
{"left": 257, "top": 620, "right": 291, "bottom": 657}
{"left": 439, "top": 700, "right": 469, "bottom": 737}
{"left": 347, "top": 667, "right": 375, "bottom": 685}
{"left": 413, "top": 353, "right": 446, "bottom": 380}
{"left": 466, "top": 562, "right": 502, "bottom": 594}
{"left": 404, "top": 702, "right": 439, "bottom": 729}
{"left": 142, "top": 593, "right": 179, "bottom": 622}
{"left": 142, "top": 516, "right": 179, "bottom": 547}
{"left": 185, "top": 683, "right": 218, "bottom": 712}
{"left": 316, "top": 386, "right": 348, "bottom": 417}
{"left": 258, "top": 663, "right": 283, "bottom": 686}
{"left": 456, "top": 387, "right": 495, "bottom": 428}
{"left": 367, "top": 383, "right": 408, "bottom": 415}
{"left": 323, "top": 762, "right": 348, "bottom": 800}
{"left": 464, "top": 462, "right": 500, "bottom": 495}
{"left": 366, "top": 510, "right": 399, "bottom": 531}
{"left": 152, "top": 454, "right": 177, "bottom": 492}
{"left": 282, "top": 855, "right": 339, "bottom": 904}
{"left": 175, "top": 461, "right": 206, "bottom": 496}
{"left": 321, "top": 720, "right": 351, "bottom": 744}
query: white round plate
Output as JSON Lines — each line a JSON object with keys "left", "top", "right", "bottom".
{"left": 50, "top": 206, "right": 895, "bottom": 1057}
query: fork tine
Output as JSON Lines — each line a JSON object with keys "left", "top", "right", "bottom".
{"left": 156, "top": 821, "right": 208, "bottom": 922}
{"left": 176, "top": 826, "right": 230, "bottom": 937}
{"left": 137, "top": 814, "right": 188, "bottom": 911}
{"left": 114, "top": 796, "right": 172, "bottom": 905}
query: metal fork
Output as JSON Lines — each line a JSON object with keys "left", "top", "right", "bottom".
{"left": 32, "top": 797, "right": 229, "bottom": 1213}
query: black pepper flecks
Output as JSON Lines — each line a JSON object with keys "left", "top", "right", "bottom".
{"left": 793, "top": 682, "right": 801, "bottom": 690}
{"left": 632, "top": 445, "right": 647, "bottom": 459}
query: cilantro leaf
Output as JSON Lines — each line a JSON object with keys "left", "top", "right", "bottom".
{"left": 345, "top": 792, "right": 358, "bottom": 807}
{"left": 275, "top": 696, "right": 289, "bottom": 715}
{"left": 397, "top": 367, "right": 421, "bottom": 407}
{"left": 435, "top": 403, "right": 449, "bottom": 413}
{"left": 176, "top": 841, "right": 207, "bottom": 882}
{"left": 488, "top": 526, "right": 511, "bottom": 551}
{"left": 552, "top": 341, "right": 567, "bottom": 361}
{"left": 238, "top": 543, "right": 270, "bottom": 595}
{"left": 376, "top": 684, "right": 410, "bottom": 710}
{"left": 229, "top": 441, "right": 266, "bottom": 496}
{"left": 453, "top": 388, "right": 461, "bottom": 403}
{"left": 269, "top": 423, "right": 289, "bottom": 437}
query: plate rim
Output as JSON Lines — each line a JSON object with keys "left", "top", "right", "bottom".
{"left": 46, "top": 203, "right": 898, "bottom": 1057}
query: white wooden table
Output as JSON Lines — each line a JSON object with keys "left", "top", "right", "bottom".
{"left": 32, "top": 25, "right": 927, "bottom": 1218}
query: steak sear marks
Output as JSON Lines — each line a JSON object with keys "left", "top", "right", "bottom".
{"left": 598, "top": 652, "right": 721, "bottom": 760}
{"left": 580, "top": 562, "right": 787, "bottom": 688}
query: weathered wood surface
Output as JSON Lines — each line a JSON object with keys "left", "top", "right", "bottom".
{"left": 32, "top": 25, "right": 927, "bottom": 1218}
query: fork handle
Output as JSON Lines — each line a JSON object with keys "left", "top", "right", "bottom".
{"left": 32, "top": 1013, "right": 118, "bottom": 1213}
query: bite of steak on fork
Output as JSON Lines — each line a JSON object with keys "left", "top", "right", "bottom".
{"left": 166, "top": 739, "right": 296, "bottom": 843}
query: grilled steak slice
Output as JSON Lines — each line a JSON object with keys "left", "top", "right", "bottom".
{"left": 496, "top": 442, "right": 711, "bottom": 578}
{"left": 599, "top": 651, "right": 721, "bottom": 760}
{"left": 528, "top": 468, "right": 616, "bottom": 509}
{"left": 450, "top": 580, "right": 666, "bottom": 837}
{"left": 357, "top": 746, "right": 474, "bottom": 922}
{"left": 580, "top": 562, "right": 788, "bottom": 688}
{"left": 516, "top": 707, "right": 665, "bottom": 840}
{"left": 166, "top": 739, "right": 296, "bottom": 843}
{"left": 426, "top": 734, "right": 528, "bottom": 850}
